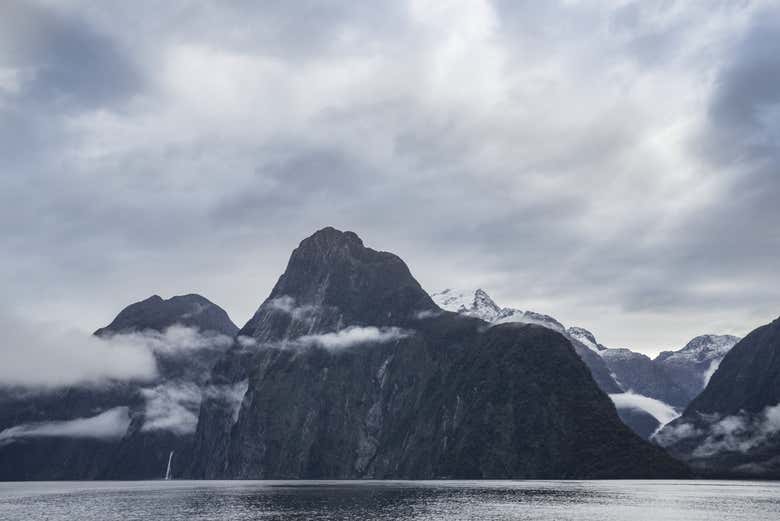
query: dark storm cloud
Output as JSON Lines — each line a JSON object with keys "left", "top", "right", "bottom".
{"left": 0, "top": 0, "right": 778, "bottom": 355}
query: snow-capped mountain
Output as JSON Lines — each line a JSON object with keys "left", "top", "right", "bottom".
{"left": 655, "top": 334, "right": 741, "bottom": 399}
{"left": 430, "top": 288, "right": 564, "bottom": 331}
{"left": 566, "top": 326, "right": 607, "bottom": 352}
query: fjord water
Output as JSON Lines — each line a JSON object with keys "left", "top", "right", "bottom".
{"left": 1, "top": 480, "right": 778, "bottom": 520}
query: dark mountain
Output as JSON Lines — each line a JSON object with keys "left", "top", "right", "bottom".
{"left": 430, "top": 290, "right": 621, "bottom": 395}
{"left": 431, "top": 289, "right": 740, "bottom": 441}
{"left": 655, "top": 317, "right": 780, "bottom": 477}
{"left": 189, "top": 227, "right": 686, "bottom": 479}
{"left": 94, "top": 293, "right": 238, "bottom": 337}
{"left": 0, "top": 294, "right": 237, "bottom": 480}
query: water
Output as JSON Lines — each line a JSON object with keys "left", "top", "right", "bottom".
{"left": 0, "top": 480, "right": 778, "bottom": 520}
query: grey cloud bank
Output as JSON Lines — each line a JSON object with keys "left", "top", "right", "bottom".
{"left": 1, "top": 1, "right": 778, "bottom": 355}
{"left": 0, "top": 312, "right": 157, "bottom": 388}
{"left": 0, "top": 314, "right": 230, "bottom": 388}
{"left": 0, "top": 407, "right": 130, "bottom": 443}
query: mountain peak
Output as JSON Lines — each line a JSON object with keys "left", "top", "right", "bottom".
{"left": 474, "top": 288, "right": 499, "bottom": 310}
{"left": 239, "top": 228, "right": 437, "bottom": 339}
{"left": 303, "top": 226, "right": 364, "bottom": 250}
{"left": 95, "top": 293, "right": 238, "bottom": 337}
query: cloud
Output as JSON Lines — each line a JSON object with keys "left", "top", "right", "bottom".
{"left": 0, "top": 407, "right": 130, "bottom": 443}
{"left": 0, "top": 1, "right": 778, "bottom": 357}
{"left": 237, "top": 335, "right": 258, "bottom": 348}
{"left": 139, "top": 382, "right": 201, "bottom": 435}
{"left": 111, "top": 325, "right": 233, "bottom": 355}
{"left": 297, "top": 326, "right": 410, "bottom": 350}
{"left": 609, "top": 392, "right": 680, "bottom": 427}
{"left": 140, "top": 380, "right": 248, "bottom": 434}
{"left": 264, "top": 295, "right": 319, "bottom": 322}
{"left": 655, "top": 404, "right": 780, "bottom": 458}
{"left": 0, "top": 312, "right": 233, "bottom": 389}
{"left": 0, "top": 311, "right": 157, "bottom": 388}
{"left": 702, "top": 359, "right": 721, "bottom": 387}
{"left": 414, "top": 309, "right": 442, "bottom": 320}
{"left": 205, "top": 379, "right": 249, "bottom": 424}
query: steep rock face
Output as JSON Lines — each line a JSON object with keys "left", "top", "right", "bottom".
{"left": 190, "top": 228, "right": 686, "bottom": 479}
{"left": 656, "top": 318, "right": 780, "bottom": 477}
{"left": 225, "top": 319, "right": 685, "bottom": 479}
{"left": 654, "top": 335, "right": 741, "bottom": 403}
{"left": 190, "top": 228, "right": 438, "bottom": 478}
{"left": 0, "top": 294, "right": 237, "bottom": 480}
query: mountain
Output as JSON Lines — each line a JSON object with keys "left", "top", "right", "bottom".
{"left": 655, "top": 317, "right": 780, "bottom": 477}
{"left": 431, "top": 289, "right": 565, "bottom": 330}
{"left": 430, "top": 289, "right": 742, "bottom": 440}
{"left": 600, "top": 349, "right": 689, "bottom": 408}
{"left": 431, "top": 290, "right": 619, "bottom": 393}
{"left": 567, "top": 327, "right": 607, "bottom": 351}
{"left": 94, "top": 293, "right": 238, "bottom": 338}
{"left": 0, "top": 294, "right": 237, "bottom": 480}
{"left": 188, "top": 228, "right": 686, "bottom": 479}
{"left": 654, "top": 335, "right": 741, "bottom": 403}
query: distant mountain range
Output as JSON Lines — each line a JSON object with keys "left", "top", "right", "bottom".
{"left": 431, "top": 290, "right": 740, "bottom": 439}
{"left": 1, "top": 227, "right": 776, "bottom": 479}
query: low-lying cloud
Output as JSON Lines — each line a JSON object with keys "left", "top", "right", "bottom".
{"left": 655, "top": 404, "right": 780, "bottom": 458}
{"left": 265, "top": 295, "right": 320, "bottom": 322}
{"left": 0, "top": 312, "right": 234, "bottom": 389}
{"left": 702, "top": 359, "right": 722, "bottom": 387}
{"left": 0, "top": 312, "right": 157, "bottom": 388}
{"left": 140, "top": 380, "right": 248, "bottom": 434}
{"left": 297, "top": 326, "right": 410, "bottom": 350}
{"left": 0, "top": 407, "right": 130, "bottom": 444}
{"left": 609, "top": 392, "right": 680, "bottom": 427}
{"left": 140, "top": 382, "right": 201, "bottom": 435}
{"left": 104, "top": 325, "right": 233, "bottom": 355}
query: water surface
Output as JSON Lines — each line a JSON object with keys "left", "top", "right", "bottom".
{"left": 1, "top": 480, "right": 778, "bottom": 520}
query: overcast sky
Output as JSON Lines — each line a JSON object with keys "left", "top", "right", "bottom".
{"left": 1, "top": 0, "right": 778, "bottom": 354}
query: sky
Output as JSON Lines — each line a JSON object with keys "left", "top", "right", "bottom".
{"left": 0, "top": 0, "right": 778, "bottom": 355}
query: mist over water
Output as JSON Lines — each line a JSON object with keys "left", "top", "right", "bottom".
{"left": 1, "top": 480, "right": 778, "bottom": 521}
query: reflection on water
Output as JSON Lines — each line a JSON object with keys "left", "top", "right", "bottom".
{"left": 1, "top": 480, "right": 779, "bottom": 520}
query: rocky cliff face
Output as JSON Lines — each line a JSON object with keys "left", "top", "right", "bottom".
{"left": 0, "top": 294, "right": 237, "bottom": 480}
{"left": 655, "top": 318, "right": 780, "bottom": 477}
{"left": 188, "top": 228, "right": 687, "bottom": 479}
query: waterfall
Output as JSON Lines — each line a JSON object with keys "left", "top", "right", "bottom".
{"left": 164, "top": 450, "right": 174, "bottom": 480}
